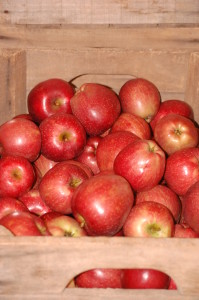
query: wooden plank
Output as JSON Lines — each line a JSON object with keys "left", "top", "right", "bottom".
{"left": 0, "top": 237, "right": 199, "bottom": 296}
{"left": 0, "top": 0, "right": 199, "bottom": 25}
{"left": 184, "top": 52, "right": 199, "bottom": 123}
{"left": 26, "top": 48, "right": 190, "bottom": 99}
{"left": 0, "top": 49, "right": 26, "bottom": 124}
{"left": 0, "top": 25, "right": 199, "bottom": 51}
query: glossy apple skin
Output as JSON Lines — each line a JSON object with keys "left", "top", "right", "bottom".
{"left": 0, "top": 155, "right": 36, "bottom": 198}
{"left": 65, "top": 160, "right": 93, "bottom": 178}
{"left": 121, "top": 269, "right": 170, "bottom": 289}
{"left": 76, "top": 136, "right": 101, "bottom": 175}
{"left": 153, "top": 114, "right": 198, "bottom": 155}
{"left": 39, "top": 161, "right": 89, "bottom": 214}
{"left": 174, "top": 224, "right": 199, "bottom": 238}
{"left": 0, "top": 197, "right": 28, "bottom": 220}
{"left": 43, "top": 214, "right": 87, "bottom": 237}
{"left": 123, "top": 201, "right": 175, "bottom": 238}
{"left": 33, "top": 154, "right": 58, "bottom": 177}
{"left": 70, "top": 83, "right": 121, "bottom": 136}
{"left": 114, "top": 139, "right": 165, "bottom": 192}
{"left": 135, "top": 185, "right": 181, "bottom": 223}
{"left": 72, "top": 174, "right": 134, "bottom": 236}
{"left": 19, "top": 188, "right": 52, "bottom": 216}
{"left": 150, "top": 99, "right": 194, "bottom": 131}
{"left": 111, "top": 113, "right": 151, "bottom": 139}
{"left": 183, "top": 181, "right": 199, "bottom": 234}
{"left": 0, "top": 118, "right": 41, "bottom": 162}
{"left": 119, "top": 78, "right": 160, "bottom": 122}
{"left": 39, "top": 112, "right": 86, "bottom": 162}
{"left": 75, "top": 268, "right": 122, "bottom": 288}
{"left": 164, "top": 147, "right": 199, "bottom": 196}
{"left": 0, "top": 211, "right": 50, "bottom": 236}
{"left": 96, "top": 131, "right": 140, "bottom": 172}
{"left": 27, "top": 78, "right": 75, "bottom": 124}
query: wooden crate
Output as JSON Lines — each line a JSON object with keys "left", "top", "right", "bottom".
{"left": 0, "top": 1, "right": 199, "bottom": 299}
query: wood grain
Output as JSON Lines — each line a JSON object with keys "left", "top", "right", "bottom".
{"left": 0, "top": 237, "right": 199, "bottom": 297}
{"left": 0, "top": 0, "right": 198, "bottom": 25}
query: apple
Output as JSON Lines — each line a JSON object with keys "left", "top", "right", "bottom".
{"left": 19, "top": 188, "right": 52, "bottom": 216}
{"left": 114, "top": 139, "right": 165, "bottom": 192}
{"left": 183, "top": 181, "right": 199, "bottom": 234}
{"left": 0, "top": 197, "right": 28, "bottom": 220}
{"left": 135, "top": 184, "right": 182, "bottom": 223}
{"left": 70, "top": 83, "right": 121, "bottom": 136}
{"left": 71, "top": 173, "right": 134, "bottom": 236}
{"left": 76, "top": 136, "right": 102, "bottom": 175}
{"left": 119, "top": 78, "right": 160, "bottom": 122}
{"left": 39, "top": 112, "right": 86, "bottom": 162}
{"left": 121, "top": 269, "right": 170, "bottom": 289}
{"left": 123, "top": 201, "right": 175, "bottom": 238}
{"left": 174, "top": 224, "right": 199, "bottom": 238}
{"left": 0, "top": 155, "right": 36, "bottom": 198}
{"left": 13, "top": 113, "right": 34, "bottom": 121}
{"left": 153, "top": 114, "right": 198, "bottom": 155}
{"left": 33, "top": 154, "right": 58, "bottom": 177}
{"left": 164, "top": 147, "right": 199, "bottom": 196}
{"left": 27, "top": 78, "right": 75, "bottom": 124}
{"left": 65, "top": 160, "right": 93, "bottom": 178}
{"left": 110, "top": 113, "right": 151, "bottom": 139}
{"left": 168, "top": 278, "right": 177, "bottom": 290}
{"left": 96, "top": 130, "right": 140, "bottom": 171}
{"left": 42, "top": 214, "right": 87, "bottom": 237}
{"left": 0, "top": 118, "right": 41, "bottom": 162}
{"left": 39, "top": 161, "right": 89, "bottom": 214}
{"left": 150, "top": 99, "right": 194, "bottom": 131}
{"left": 75, "top": 268, "right": 122, "bottom": 288}
{"left": 0, "top": 211, "right": 50, "bottom": 236}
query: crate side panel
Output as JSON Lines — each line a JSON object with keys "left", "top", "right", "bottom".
{"left": 26, "top": 48, "right": 190, "bottom": 105}
{"left": 0, "top": 0, "right": 199, "bottom": 25}
{"left": 0, "top": 49, "right": 26, "bottom": 124}
{"left": 0, "top": 26, "right": 199, "bottom": 52}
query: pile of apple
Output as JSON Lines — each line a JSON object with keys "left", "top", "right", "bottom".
{"left": 0, "top": 77, "right": 199, "bottom": 289}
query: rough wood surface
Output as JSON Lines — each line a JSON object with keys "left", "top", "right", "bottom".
{"left": 0, "top": 25, "right": 199, "bottom": 51}
{"left": 0, "top": 0, "right": 199, "bottom": 25}
{"left": 0, "top": 49, "right": 26, "bottom": 124}
{"left": 0, "top": 237, "right": 198, "bottom": 297}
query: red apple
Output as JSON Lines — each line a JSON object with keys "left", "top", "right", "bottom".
{"left": 164, "top": 147, "right": 199, "bottom": 196}
{"left": 27, "top": 78, "right": 75, "bottom": 123}
{"left": 39, "top": 112, "right": 86, "bottom": 162}
{"left": 0, "top": 211, "right": 50, "bottom": 236}
{"left": 0, "top": 197, "right": 28, "bottom": 220}
{"left": 0, "top": 155, "right": 36, "bottom": 198}
{"left": 76, "top": 136, "right": 102, "bottom": 175}
{"left": 43, "top": 214, "right": 87, "bottom": 237}
{"left": 19, "top": 188, "right": 52, "bottom": 216}
{"left": 121, "top": 269, "right": 170, "bottom": 289}
{"left": 119, "top": 78, "right": 160, "bottom": 122}
{"left": 39, "top": 161, "right": 89, "bottom": 214}
{"left": 65, "top": 160, "right": 93, "bottom": 178}
{"left": 0, "top": 118, "right": 41, "bottom": 162}
{"left": 75, "top": 268, "right": 122, "bottom": 288}
{"left": 123, "top": 201, "right": 175, "bottom": 238}
{"left": 135, "top": 185, "right": 181, "bottom": 223}
{"left": 70, "top": 83, "right": 121, "bottom": 136}
{"left": 72, "top": 174, "right": 134, "bottom": 236}
{"left": 168, "top": 278, "right": 177, "bottom": 290}
{"left": 40, "top": 211, "right": 63, "bottom": 223}
{"left": 96, "top": 131, "right": 140, "bottom": 171}
{"left": 114, "top": 139, "right": 165, "bottom": 192}
{"left": 183, "top": 181, "right": 199, "bottom": 234}
{"left": 174, "top": 224, "right": 199, "bottom": 238}
{"left": 150, "top": 99, "right": 194, "bottom": 131}
{"left": 33, "top": 154, "right": 58, "bottom": 177}
{"left": 153, "top": 114, "right": 198, "bottom": 155}
{"left": 13, "top": 113, "right": 34, "bottom": 121}
{"left": 111, "top": 113, "right": 151, "bottom": 139}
